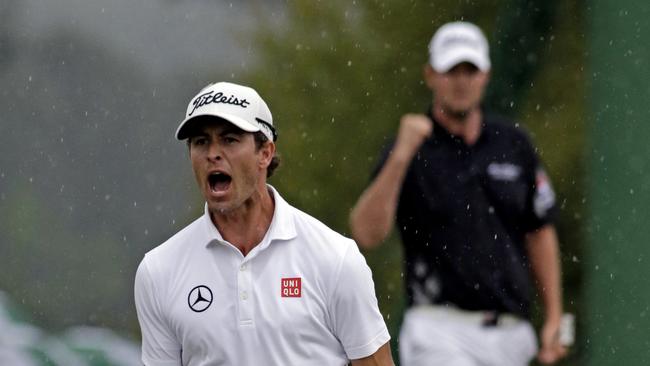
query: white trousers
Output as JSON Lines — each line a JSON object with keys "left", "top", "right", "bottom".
{"left": 399, "top": 306, "right": 538, "bottom": 366}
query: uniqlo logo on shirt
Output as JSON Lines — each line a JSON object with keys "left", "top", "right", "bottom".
{"left": 281, "top": 277, "right": 301, "bottom": 297}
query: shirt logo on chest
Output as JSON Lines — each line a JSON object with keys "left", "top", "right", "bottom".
{"left": 281, "top": 277, "right": 302, "bottom": 298}
{"left": 486, "top": 162, "right": 522, "bottom": 181}
{"left": 188, "top": 285, "right": 213, "bottom": 312}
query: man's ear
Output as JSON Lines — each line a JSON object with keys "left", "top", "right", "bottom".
{"left": 258, "top": 141, "right": 276, "bottom": 169}
{"left": 423, "top": 64, "right": 436, "bottom": 90}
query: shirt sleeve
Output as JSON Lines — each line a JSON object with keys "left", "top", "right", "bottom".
{"left": 328, "top": 242, "right": 391, "bottom": 360}
{"left": 523, "top": 146, "right": 557, "bottom": 232}
{"left": 134, "top": 256, "right": 182, "bottom": 366}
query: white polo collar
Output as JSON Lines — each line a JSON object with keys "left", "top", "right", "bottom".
{"left": 200, "top": 185, "right": 297, "bottom": 251}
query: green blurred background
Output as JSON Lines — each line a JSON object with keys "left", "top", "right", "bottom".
{"left": 1, "top": 0, "right": 649, "bottom": 365}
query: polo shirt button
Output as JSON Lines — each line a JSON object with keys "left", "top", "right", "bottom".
{"left": 240, "top": 264, "right": 247, "bottom": 271}
{"left": 241, "top": 291, "right": 248, "bottom": 300}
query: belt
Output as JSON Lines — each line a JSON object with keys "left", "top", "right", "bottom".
{"left": 409, "top": 305, "right": 524, "bottom": 327}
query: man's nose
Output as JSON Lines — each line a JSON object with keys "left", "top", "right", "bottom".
{"left": 207, "top": 142, "right": 222, "bottom": 160}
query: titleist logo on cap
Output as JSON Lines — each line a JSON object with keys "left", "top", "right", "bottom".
{"left": 189, "top": 91, "right": 250, "bottom": 116}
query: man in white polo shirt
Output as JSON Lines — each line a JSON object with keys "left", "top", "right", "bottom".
{"left": 134, "top": 81, "right": 393, "bottom": 366}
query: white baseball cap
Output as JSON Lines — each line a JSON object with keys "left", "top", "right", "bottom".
{"left": 428, "top": 21, "right": 491, "bottom": 73}
{"left": 176, "top": 82, "right": 276, "bottom": 141}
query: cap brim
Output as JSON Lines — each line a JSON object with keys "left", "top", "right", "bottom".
{"left": 175, "top": 112, "right": 261, "bottom": 140}
{"left": 432, "top": 48, "right": 490, "bottom": 73}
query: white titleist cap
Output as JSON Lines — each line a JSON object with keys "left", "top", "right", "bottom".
{"left": 176, "top": 81, "right": 276, "bottom": 141}
{"left": 428, "top": 21, "right": 491, "bottom": 73}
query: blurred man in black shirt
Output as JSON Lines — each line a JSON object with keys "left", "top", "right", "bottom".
{"left": 350, "top": 21, "right": 566, "bottom": 366}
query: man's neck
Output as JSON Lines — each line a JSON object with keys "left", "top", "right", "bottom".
{"left": 211, "top": 186, "right": 275, "bottom": 256}
{"left": 432, "top": 103, "right": 483, "bottom": 146}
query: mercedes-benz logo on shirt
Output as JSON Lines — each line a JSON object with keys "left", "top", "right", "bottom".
{"left": 188, "top": 285, "right": 213, "bottom": 313}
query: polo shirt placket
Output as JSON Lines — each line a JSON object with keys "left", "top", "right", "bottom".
{"left": 205, "top": 204, "right": 288, "bottom": 329}
{"left": 237, "top": 259, "right": 253, "bottom": 325}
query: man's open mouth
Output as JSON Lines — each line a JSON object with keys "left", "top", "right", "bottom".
{"left": 208, "top": 172, "right": 232, "bottom": 193}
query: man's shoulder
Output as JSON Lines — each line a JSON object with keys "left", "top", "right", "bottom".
{"left": 483, "top": 112, "right": 535, "bottom": 146}
{"left": 484, "top": 113, "right": 524, "bottom": 134}
{"left": 288, "top": 204, "right": 356, "bottom": 254}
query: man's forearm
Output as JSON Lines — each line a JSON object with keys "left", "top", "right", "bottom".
{"left": 526, "top": 224, "right": 563, "bottom": 322}
{"left": 350, "top": 151, "right": 411, "bottom": 248}
{"left": 351, "top": 114, "right": 432, "bottom": 248}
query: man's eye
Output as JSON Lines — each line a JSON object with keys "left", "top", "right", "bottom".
{"left": 193, "top": 138, "right": 207, "bottom": 146}
{"left": 224, "top": 137, "right": 238, "bottom": 144}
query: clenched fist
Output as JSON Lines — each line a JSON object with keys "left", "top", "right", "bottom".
{"left": 392, "top": 114, "right": 433, "bottom": 161}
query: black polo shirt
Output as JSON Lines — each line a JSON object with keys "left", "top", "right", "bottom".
{"left": 374, "top": 110, "right": 556, "bottom": 318}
